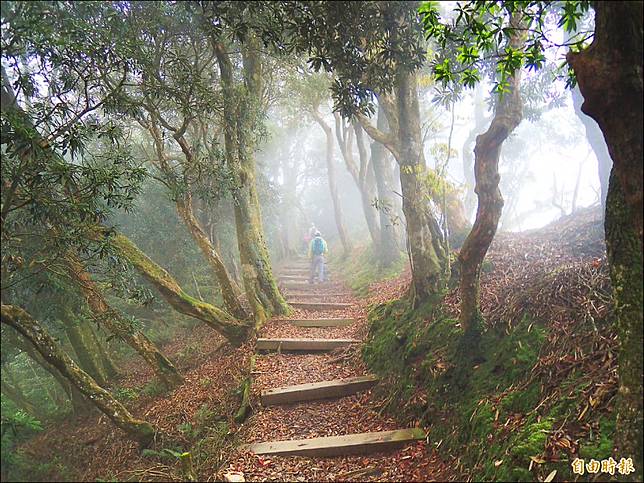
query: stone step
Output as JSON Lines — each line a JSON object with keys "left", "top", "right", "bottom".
{"left": 289, "top": 301, "right": 352, "bottom": 311}
{"left": 248, "top": 428, "right": 425, "bottom": 457}
{"left": 256, "top": 338, "right": 359, "bottom": 351}
{"left": 261, "top": 375, "right": 378, "bottom": 406}
{"left": 288, "top": 318, "right": 355, "bottom": 327}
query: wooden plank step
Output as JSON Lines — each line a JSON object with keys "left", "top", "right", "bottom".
{"left": 248, "top": 428, "right": 425, "bottom": 457}
{"left": 261, "top": 375, "right": 378, "bottom": 406}
{"left": 289, "top": 318, "right": 355, "bottom": 327}
{"left": 280, "top": 269, "right": 309, "bottom": 275}
{"left": 280, "top": 275, "right": 310, "bottom": 281}
{"left": 286, "top": 292, "right": 347, "bottom": 298}
{"left": 256, "top": 338, "right": 359, "bottom": 351}
{"left": 289, "top": 301, "right": 352, "bottom": 311}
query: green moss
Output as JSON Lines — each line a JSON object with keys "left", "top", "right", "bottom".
{"left": 579, "top": 417, "right": 616, "bottom": 460}
{"left": 511, "top": 418, "right": 553, "bottom": 460}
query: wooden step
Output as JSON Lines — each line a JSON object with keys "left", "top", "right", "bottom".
{"left": 289, "top": 301, "right": 352, "bottom": 311}
{"left": 261, "top": 376, "right": 378, "bottom": 406}
{"left": 289, "top": 318, "right": 355, "bottom": 327}
{"left": 256, "top": 338, "right": 359, "bottom": 351}
{"left": 280, "top": 275, "right": 310, "bottom": 282}
{"left": 248, "top": 428, "right": 425, "bottom": 457}
{"left": 286, "top": 292, "right": 347, "bottom": 298}
{"left": 280, "top": 269, "right": 309, "bottom": 275}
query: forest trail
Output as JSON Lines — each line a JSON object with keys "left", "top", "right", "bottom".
{"left": 220, "top": 258, "right": 450, "bottom": 482}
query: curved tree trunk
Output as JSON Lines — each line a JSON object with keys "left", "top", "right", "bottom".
{"left": 65, "top": 255, "right": 184, "bottom": 388}
{"left": 1, "top": 304, "right": 156, "bottom": 445}
{"left": 571, "top": 86, "right": 612, "bottom": 210}
{"left": 370, "top": 104, "right": 401, "bottom": 267}
{"left": 334, "top": 112, "right": 381, "bottom": 248}
{"left": 312, "top": 109, "right": 352, "bottom": 255}
{"left": 5, "top": 327, "right": 88, "bottom": 413}
{"left": 214, "top": 40, "right": 289, "bottom": 324}
{"left": 567, "top": 3, "right": 642, "bottom": 473}
{"left": 458, "top": 14, "right": 525, "bottom": 337}
{"left": 1, "top": 368, "right": 45, "bottom": 419}
{"left": 175, "top": 194, "right": 248, "bottom": 320}
{"left": 105, "top": 230, "right": 251, "bottom": 344}
{"left": 396, "top": 70, "right": 448, "bottom": 305}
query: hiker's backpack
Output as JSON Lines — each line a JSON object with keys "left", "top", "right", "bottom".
{"left": 312, "top": 237, "right": 324, "bottom": 256}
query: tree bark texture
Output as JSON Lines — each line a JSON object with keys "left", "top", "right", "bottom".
{"left": 5, "top": 327, "right": 89, "bottom": 413}
{"left": 65, "top": 255, "right": 184, "bottom": 388}
{"left": 1, "top": 304, "right": 156, "bottom": 445}
{"left": 175, "top": 194, "right": 248, "bottom": 320}
{"left": 396, "top": 70, "right": 448, "bottom": 304}
{"left": 105, "top": 230, "right": 251, "bottom": 344}
{"left": 1, "top": 368, "right": 45, "bottom": 419}
{"left": 567, "top": 4, "right": 643, "bottom": 472}
{"left": 567, "top": 1, "right": 643, "bottom": 242}
{"left": 571, "top": 85, "right": 612, "bottom": 210}
{"left": 370, "top": 105, "right": 401, "bottom": 267}
{"left": 333, "top": 112, "right": 381, "bottom": 247}
{"left": 458, "top": 14, "right": 526, "bottom": 334}
{"left": 214, "top": 40, "right": 289, "bottom": 323}
{"left": 145, "top": 119, "right": 248, "bottom": 321}
{"left": 312, "top": 109, "right": 352, "bottom": 255}
{"left": 62, "top": 310, "right": 110, "bottom": 387}
{"left": 605, "top": 171, "right": 643, "bottom": 476}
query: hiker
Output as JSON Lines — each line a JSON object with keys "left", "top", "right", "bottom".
{"left": 308, "top": 231, "right": 328, "bottom": 283}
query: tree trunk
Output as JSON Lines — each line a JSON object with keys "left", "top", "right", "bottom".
{"left": 370, "top": 104, "right": 401, "bottom": 267}
{"left": 88, "top": 324, "right": 120, "bottom": 379}
{"left": 214, "top": 40, "right": 289, "bottom": 324}
{"left": 65, "top": 255, "right": 184, "bottom": 388}
{"left": 605, "top": 171, "right": 643, "bottom": 477}
{"left": 1, "top": 368, "right": 45, "bottom": 419}
{"left": 396, "top": 70, "right": 448, "bottom": 304}
{"left": 567, "top": 1, "right": 643, "bottom": 241}
{"left": 312, "top": 109, "right": 352, "bottom": 255}
{"left": 571, "top": 86, "right": 611, "bottom": 210}
{"left": 175, "top": 194, "right": 248, "bottom": 320}
{"left": 5, "top": 327, "right": 86, "bottom": 412}
{"left": 334, "top": 112, "right": 381, "bottom": 248}
{"left": 567, "top": 4, "right": 642, "bottom": 473}
{"left": 105, "top": 230, "right": 251, "bottom": 344}
{"left": 458, "top": 14, "right": 525, "bottom": 337}
{"left": 463, "top": 85, "right": 488, "bottom": 220}
{"left": 62, "top": 310, "right": 109, "bottom": 387}
{"left": 1, "top": 304, "right": 156, "bottom": 446}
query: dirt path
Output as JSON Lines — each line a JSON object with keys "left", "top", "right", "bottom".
{"left": 218, "top": 258, "right": 450, "bottom": 482}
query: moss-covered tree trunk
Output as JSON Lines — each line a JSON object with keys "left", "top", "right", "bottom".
{"left": 213, "top": 40, "right": 289, "bottom": 324}
{"left": 1, "top": 368, "right": 45, "bottom": 419}
{"left": 6, "top": 327, "right": 88, "bottom": 413}
{"left": 458, "top": 14, "right": 525, "bottom": 336}
{"left": 62, "top": 310, "right": 109, "bottom": 387}
{"left": 105, "top": 229, "right": 250, "bottom": 344}
{"left": 175, "top": 194, "right": 248, "bottom": 320}
{"left": 567, "top": 3, "right": 642, "bottom": 472}
{"left": 396, "top": 70, "right": 448, "bottom": 305}
{"left": 1, "top": 304, "right": 156, "bottom": 445}
{"left": 311, "top": 109, "right": 352, "bottom": 255}
{"left": 145, "top": 119, "right": 248, "bottom": 321}
{"left": 88, "top": 325, "right": 120, "bottom": 379}
{"left": 605, "top": 172, "right": 643, "bottom": 477}
{"left": 65, "top": 255, "right": 184, "bottom": 388}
